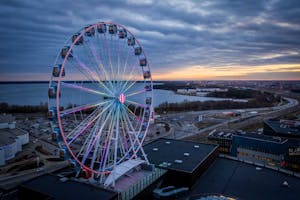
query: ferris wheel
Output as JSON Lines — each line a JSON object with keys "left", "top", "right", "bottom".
{"left": 48, "top": 22, "right": 153, "bottom": 185}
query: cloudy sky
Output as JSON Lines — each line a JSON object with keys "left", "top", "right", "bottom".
{"left": 0, "top": 0, "right": 300, "bottom": 81}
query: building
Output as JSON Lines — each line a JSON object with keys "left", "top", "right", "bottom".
{"left": 143, "top": 138, "right": 219, "bottom": 188}
{"left": 231, "top": 133, "right": 299, "bottom": 167}
{"left": 18, "top": 174, "right": 118, "bottom": 200}
{"left": 191, "top": 157, "right": 300, "bottom": 200}
{"left": 264, "top": 119, "right": 300, "bottom": 138}
{"left": 208, "top": 130, "right": 233, "bottom": 153}
{"left": 0, "top": 114, "right": 29, "bottom": 166}
{"left": 284, "top": 146, "right": 300, "bottom": 171}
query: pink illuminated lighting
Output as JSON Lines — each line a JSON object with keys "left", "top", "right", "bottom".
{"left": 119, "top": 93, "right": 126, "bottom": 104}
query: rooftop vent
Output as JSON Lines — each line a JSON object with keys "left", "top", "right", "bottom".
{"left": 174, "top": 160, "right": 183, "bottom": 164}
{"left": 153, "top": 148, "right": 159, "bottom": 151}
{"left": 184, "top": 153, "right": 190, "bottom": 156}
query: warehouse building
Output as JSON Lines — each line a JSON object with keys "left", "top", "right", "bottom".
{"left": 0, "top": 114, "right": 29, "bottom": 166}
{"left": 264, "top": 119, "right": 300, "bottom": 138}
{"left": 143, "top": 138, "right": 219, "bottom": 188}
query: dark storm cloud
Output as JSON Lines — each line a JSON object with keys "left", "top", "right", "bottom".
{"left": 0, "top": 0, "right": 299, "bottom": 79}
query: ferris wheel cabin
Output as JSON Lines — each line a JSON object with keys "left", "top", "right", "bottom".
{"left": 127, "top": 36, "right": 135, "bottom": 46}
{"left": 52, "top": 64, "right": 65, "bottom": 77}
{"left": 97, "top": 23, "right": 106, "bottom": 33}
{"left": 143, "top": 71, "right": 151, "bottom": 79}
{"left": 108, "top": 24, "right": 117, "bottom": 34}
{"left": 47, "top": 108, "right": 57, "bottom": 121}
{"left": 61, "top": 46, "right": 73, "bottom": 59}
{"left": 72, "top": 33, "right": 83, "bottom": 45}
{"left": 134, "top": 47, "right": 142, "bottom": 55}
{"left": 146, "top": 97, "right": 152, "bottom": 105}
{"left": 48, "top": 86, "right": 60, "bottom": 99}
{"left": 118, "top": 29, "right": 127, "bottom": 39}
{"left": 144, "top": 85, "right": 152, "bottom": 91}
{"left": 51, "top": 128, "right": 61, "bottom": 141}
{"left": 140, "top": 58, "right": 147, "bottom": 67}
{"left": 85, "top": 25, "right": 95, "bottom": 36}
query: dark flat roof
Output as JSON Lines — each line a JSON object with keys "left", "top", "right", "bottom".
{"left": 144, "top": 138, "right": 217, "bottom": 173}
{"left": 20, "top": 174, "right": 117, "bottom": 200}
{"left": 191, "top": 157, "right": 300, "bottom": 200}
{"left": 234, "top": 133, "right": 288, "bottom": 144}
{"left": 265, "top": 120, "right": 300, "bottom": 136}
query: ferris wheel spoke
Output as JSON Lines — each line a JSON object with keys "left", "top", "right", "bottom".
{"left": 80, "top": 116, "right": 103, "bottom": 166}
{"left": 61, "top": 82, "right": 112, "bottom": 98}
{"left": 86, "top": 37, "right": 115, "bottom": 90}
{"left": 119, "top": 107, "right": 138, "bottom": 158}
{"left": 103, "top": 33, "right": 115, "bottom": 81}
{"left": 82, "top": 41, "right": 108, "bottom": 86}
{"left": 60, "top": 100, "right": 111, "bottom": 117}
{"left": 122, "top": 107, "right": 149, "bottom": 163}
{"left": 123, "top": 104, "right": 143, "bottom": 124}
{"left": 116, "top": 47, "right": 131, "bottom": 90}
{"left": 126, "top": 89, "right": 147, "bottom": 97}
{"left": 68, "top": 60, "right": 99, "bottom": 85}
{"left": 81, "top": 109, "right": 111, "bottom": 167}
{"left": 112, "top": 105, "right": 121, "bottom": 181}
{"left": 122, "top": 107, "right": 143, "bottom": 148}
{"left": 66, "top": 108, "right": 99, "bottom": 139}
{"left": 98, "top": 107, "right": 117, "bottom": 171}
{"left": 120, "top": 60, "right": 140, "bottom": 93}
{"left": 125, "top": 99, "right": 147, "bottom": 108}
{"left": 75, "top": 109, "right": 110, "bottom": 159}
{"left": 67, "top": 101, "right": 114, "bottom": 145}
{"left": 89, "top": 109, "right": 112, "bottom": 170}
{"left": 95, "top": 33, "right": 114, "bottom": 85}
{"left": 118, "top": 113, "right": 130, "bottom": 155}
{"left": 71, "top": 55, "right": 113, "bottom": 95}
{"left": 117, "top": 37, "right": 121, "bottom": 83}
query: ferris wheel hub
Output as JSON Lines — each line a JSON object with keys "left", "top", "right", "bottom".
{"left": 118, "top": 93, "right": 126, "bottom": 104}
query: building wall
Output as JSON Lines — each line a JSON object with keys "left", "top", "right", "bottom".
{"left": 161, "top": 146, "right": 219, "bottom": 188}
{"left": 0, "top": 131, "right": 29, "bottom": 165}
{"left": 237, "top": 147, "right": 283, "bottom": 166}
{"left": 231, "top": 135, "right": 288, "bottom": 157}
{"left": 18, "top": 131, "right": 29, "bottom": 145}
{"left": 3, "top": 141, "right": 17, "bottom": 160}
{"left": 0, "top": 122, "right": 8, "bottom": 129}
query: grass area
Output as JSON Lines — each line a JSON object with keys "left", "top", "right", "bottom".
{"left": 241, "top": 122, "right": 263, "bottom": 132}
{"left": 194, "top": 121, "right": 218, "bottom": 129}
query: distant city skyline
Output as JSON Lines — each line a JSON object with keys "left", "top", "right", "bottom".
{"left": 0, "top": 0, "right": 300, "bottom": 81}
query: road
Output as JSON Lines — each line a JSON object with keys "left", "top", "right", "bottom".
{"left": 153, "top": 95, "right": 299, "bottom": 140}
{"left": 0, "top": 160, "right": 69, "bottom": 190}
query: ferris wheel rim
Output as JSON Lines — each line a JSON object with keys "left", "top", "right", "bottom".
{"left": 49, "top": 21, "right": 154, "bottom": 175}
